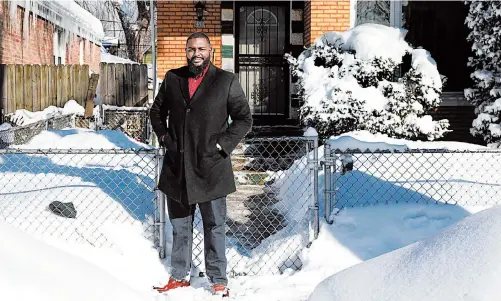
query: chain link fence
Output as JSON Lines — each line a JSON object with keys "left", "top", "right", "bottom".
{"left": 156, "top": 135, "right": 320, "bottom": 276}
{"left": 0, "top": 135, "right": 319, "bottom": 276}
{"left": 0, "top": 114, "right": 74, "bottom": 148}
{"left": 0, "top": 148, "right": 158, "bottom": 248}
{"left": 0, "top": 105, "right": 150, "bottom": 149}
{"left": 322, "top": 144, "right": 501, "bottom": 222}
{"left": 101, "top": 106, "right": 150, "bottom": 143}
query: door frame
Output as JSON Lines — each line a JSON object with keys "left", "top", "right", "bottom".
{"left": 234, "top": 1, "right": 291, "bottom": 126}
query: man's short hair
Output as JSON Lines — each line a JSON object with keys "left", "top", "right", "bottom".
{"left": 186, "top": 32, "right": 211, "bottom": 47}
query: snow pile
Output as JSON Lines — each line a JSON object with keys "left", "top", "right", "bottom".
{"left": 328, "top": 130, "right": 488, "bottom": 151}
{"left": 13, "top": 128, "right": 151, "bottom": 149}
{"left": 318, "top": 23, "right": 410, "bottom": 62}
{"left": 464, "top": 1, "right": 501, "bottom": 146}
{"left": 7, "top": 100, "right": 86, "bottom": 126}
{"left": 0, "top": 123, "right": 12, "bottom": 132}
{"left": 286, "top": 23, "right": 449, "bottom": 141}
{"left": 308, "top": 205, "right": 501, "bottom": 301}
{"left": 0, "top": 220, "right": 147, "bottom": 301}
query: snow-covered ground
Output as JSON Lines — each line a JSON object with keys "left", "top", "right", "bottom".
{"left": 1, "top": 128, "right": 500, "bottom": 300}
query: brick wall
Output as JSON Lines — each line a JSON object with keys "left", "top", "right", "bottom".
{"left": 0, "top": 3, "right": 53, "bottom": 65}
{"left": 157, "top": 1, "right": 222, "bottom": 76}
{"left": 0, "top": 2, "right": 100, "bottom": 73}
{"left": 304, "top": 0, "right": 351, "bottom": 46}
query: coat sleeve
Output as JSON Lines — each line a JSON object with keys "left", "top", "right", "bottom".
{"left": 149, "top": 72, "right": 170, "bottom": 146}
{"left": 217, "top": 74, "right": 253, "bottom": 156}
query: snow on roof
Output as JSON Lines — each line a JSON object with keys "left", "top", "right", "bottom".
{"left": 102, "top": 36, "right": 120, "bottom": 47}
{"left": 315, "top": 23, "right": 411, "bottom": 64}
{"left": 8, "top": 0, "right": 104, "bottom": 44}
{"left": 101, "top": 52, "right": 139, "bottom": 65}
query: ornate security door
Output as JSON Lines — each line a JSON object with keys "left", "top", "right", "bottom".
{"left": 235, "top": 2, "right": 290, "bottom": 124}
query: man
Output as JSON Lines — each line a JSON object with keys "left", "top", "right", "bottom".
{"left": 149, "top": 32, "right": 252, "bottom": 297}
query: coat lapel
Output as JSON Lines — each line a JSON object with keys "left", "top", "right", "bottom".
{"left": 178, "top": 70, "right": 190, "bottom": 106}
{"left": 189, "top": 64, "right": 217, "bottom": 106}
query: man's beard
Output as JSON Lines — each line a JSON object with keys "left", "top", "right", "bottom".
{"left": 187, "top": 56, "right": 210, "bottom": 78}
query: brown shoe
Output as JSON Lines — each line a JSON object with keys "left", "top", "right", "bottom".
{"left": 153, "top": 278, "right": 189, "bottom": 293}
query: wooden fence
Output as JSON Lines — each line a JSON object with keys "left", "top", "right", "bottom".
{"left": 0, "top": 64, "right": 90, "bottom": 115}
{"left": 99, "top": 63, "right": 148, "bottom": 107}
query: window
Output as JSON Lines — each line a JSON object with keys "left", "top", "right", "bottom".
{"left": 53, "top": 28, "right": 66, "bottom": 65}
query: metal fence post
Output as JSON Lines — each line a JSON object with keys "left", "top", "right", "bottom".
{"left": 323, "top": 142, "right": 333, "bottom": 224}
{"left": 312, "top": 135, "right": 320, "bottom": 239}
{"left": 155, "top": 147, "right": 166, "bottom": 259}
{"left": 304, "top": 128, "right": 320, "bottom": 241}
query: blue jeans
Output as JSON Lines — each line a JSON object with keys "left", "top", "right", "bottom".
{"left": 167, "top": 196, "right": 227, "bottom": 285}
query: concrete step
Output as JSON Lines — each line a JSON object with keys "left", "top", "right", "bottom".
{"left": 234, "top": 170, "right": 271, "bottom": 186}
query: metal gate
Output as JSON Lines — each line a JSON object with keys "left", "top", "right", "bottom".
{"left": 235, "top": 2, "right": 290, "bottom": 124}
{"left": 157, "top": 134, "right": 320, "bottom": 276}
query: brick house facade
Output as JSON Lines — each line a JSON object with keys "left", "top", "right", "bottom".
{"left": 157, "top": 1, "right": 480, "bottom": 143}
{"left": 0, "top": 1, "right": 102, "bottom": 73}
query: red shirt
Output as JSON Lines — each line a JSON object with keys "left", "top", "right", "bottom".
{"left": 188, "top": 64, "right": 210, "bottom": 99}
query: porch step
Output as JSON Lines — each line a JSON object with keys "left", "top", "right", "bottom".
{"left": 234, "top": 170, "right": 270, "bottom": 186}
{"left": 246, "top": 125, "right": 304, "bottom": 138}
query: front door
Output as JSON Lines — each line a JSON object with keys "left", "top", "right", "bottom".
{"left": 235, "top": 2, "right": 290, "bottom": 125}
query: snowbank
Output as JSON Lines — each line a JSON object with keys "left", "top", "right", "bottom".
{"left": 0, "top": 220, "right": 147, "bottom": 301}
{"left": 0, "top": 123, "right": 12, "bottom": 132}
{"left": 328, "top": 130, "right": 488, "bottom": 151}
{"left": 308, "top": 205, "right": 501, "bottom": 301}
{"left": 13, "top": 128, "right": 152, "bottom": 150}
{"left": 8, "top": 100, "right": 86, "bottom": 126}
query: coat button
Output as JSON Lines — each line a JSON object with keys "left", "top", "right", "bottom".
{"left": 180, "top": 149, "right": 184, "bottom": 153}
{"left": 186, "top": 108, "right": 191, "bottom": 113}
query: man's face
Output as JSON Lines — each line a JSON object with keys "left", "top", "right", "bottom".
{"left": 186, "top": 37, "right": 211, "bottom": 70}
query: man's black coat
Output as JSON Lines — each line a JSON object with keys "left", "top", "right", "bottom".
{"left": 150, "top": 63, "right": 252, "bottom": 204}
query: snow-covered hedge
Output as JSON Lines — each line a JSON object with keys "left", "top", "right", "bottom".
{"left": 286, "top": 24, "right": 449, "bottom": 141}
{"left": 464, "top": 1, "right": 501, "bottom": 146}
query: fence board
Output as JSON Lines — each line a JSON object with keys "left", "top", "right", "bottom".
{"left": 99, "top": 63, "right": 107, "bottom": 106}
{"left": 24, "top": 65, "right": 33, "bottom": 111}
{"left": 62, "top": 65, "right": 70, "bottom": 105}
{"left": 106, "top": 63, "right": 116, "bottom": 105}
{"left": 32, "top": 65, "right": 41, "bottom": 112}
{"left": 7, "top": 65, "right": 16, "bottom": 114}
{"left": 139, "top": 64, "right": 148, "bottom": 106}
{"left": 124, "top": 64, "right": 132, "bottom": 106}
{"left": 131, "top": 65, "right": 140, "bottom": 107}
{"left": 48, "top": 65, "right": 57, "bottom": 107}
{"left": 0, "top": 64, "right": 6, "bottom": 116}
{"left": 56, "top": 65, "right": 63, "bottom": 107}
{"left": 116, "top": 64, "right": 124, "bottom": 106}
{"left": 74, "top": 65, "right": 81, "bottom": 105}
{"left": 81, "top": 65, "right": 89, "bottom": 104}
{"left": 15, "top": 65, "right": 23, "bottom": 112}
{"left": 40, "top": 65, "right": 48, "bottom": 111}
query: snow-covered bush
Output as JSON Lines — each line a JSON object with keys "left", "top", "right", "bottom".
{"left": 286, "top": 23, "right": 449, "bottom": 141}
{"left": 464, "top": 1, "right": 501, "bottom": 145}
